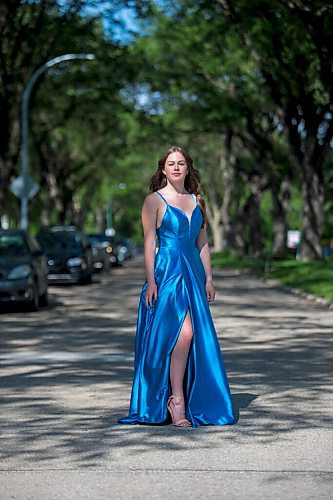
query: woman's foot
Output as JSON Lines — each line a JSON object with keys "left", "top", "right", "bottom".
{"left": 167, "top": 395, "right": 191, "bottom": 427}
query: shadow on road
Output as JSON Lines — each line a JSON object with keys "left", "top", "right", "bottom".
{"left": 0, "top": 262, "right": 332, "bottom": 467}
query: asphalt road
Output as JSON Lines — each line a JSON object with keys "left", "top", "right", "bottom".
{"left": 0, "top": 257, "right": 332, "bottom": 499}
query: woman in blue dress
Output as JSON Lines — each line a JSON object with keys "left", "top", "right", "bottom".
{"left": 118, "top": 146, "right": 236, "bottom": 428}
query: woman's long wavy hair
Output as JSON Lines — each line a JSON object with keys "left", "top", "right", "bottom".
{"left": 149, "top": 146, "right": 207, "bottom": 226}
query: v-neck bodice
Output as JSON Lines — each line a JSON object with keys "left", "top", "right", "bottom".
{"left": 155, "top": 190, "right": 202, "bottom": 245}
{"left": 156, "top": 191, "right": 197, "bottom": 223}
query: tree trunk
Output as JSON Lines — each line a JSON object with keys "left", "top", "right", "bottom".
{"left": 301, "top": 164, "right": 324, "bottom": 261}
{"left": 220, "top": 138, "right": 234, "bottom": 250}
{"left": 233, "top": 214, "right": 246, "bottom": 256}
{"left": 0, "top": 159, "right": 10, "bottom": 221}
{"left": 230, "top": 192, "right": 246, "bottom": 256}
{"left": 211, "top": 214, "right": 223, "bottom": 252}
{"left": 205, "top": 191, "right": 223, "bottom": 252}
{"left": 0, "top": 110, "right": 20, "bottom": 220}
{"left": 95, "top": 207, "right": 105, "bottom": 233}
{"left": 246, "top": 193, "right": 262, "bottom": 257}
{"left": 272, "top": 216, "right": 286, "bottom": 257}
{"left": 271, "top": 179, "right": 291, "bottom": 257}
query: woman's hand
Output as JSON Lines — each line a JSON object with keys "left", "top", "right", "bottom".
{"left": 197, "top": 223, "right": 216, "bottom": 303}
{"left": 146, "top": 280, "right": 158, "bottom": 307}
{"left": 205, "top": 279, "right": 216, "bottom": 302}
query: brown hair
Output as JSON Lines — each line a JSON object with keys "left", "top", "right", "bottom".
{"left": 149, "top": 146, "right": 207, "bottom": 226}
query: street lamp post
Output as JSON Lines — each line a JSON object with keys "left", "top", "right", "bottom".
{"left": 20, "top": 53, "right": 95, "bottom": 230}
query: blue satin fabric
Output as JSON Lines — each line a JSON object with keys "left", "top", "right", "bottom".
{"left": 118, "top": 191, "right": 236, "bottom": 428}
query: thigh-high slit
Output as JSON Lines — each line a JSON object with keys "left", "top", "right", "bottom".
{"left": 169, "top": 309, "right": 193, "bottom": 397}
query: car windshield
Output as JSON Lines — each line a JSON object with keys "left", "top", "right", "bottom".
{"left": 89, "top": 235, "right": 109, "bottom": 245}
{"left": 38, "top": 233, "right": 81, "bottom": 251}
{"left": 0, "top": 234, "right": 29, "bottom": 256}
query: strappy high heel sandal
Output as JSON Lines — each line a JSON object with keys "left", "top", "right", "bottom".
{"left": 167, "top": 395, "right": 192, "bottom": 427}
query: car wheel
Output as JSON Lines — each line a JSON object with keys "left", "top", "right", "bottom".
{"left": 26, "top": 283, "right": 39, "bottom": 312}
{"left": 39, "top": 288, "right": 48, "bottom": 307}
{"left": 80, "top": 273, "right": 92, "bottom": 285}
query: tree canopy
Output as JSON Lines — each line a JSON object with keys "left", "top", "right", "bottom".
{"left": 0, "top": 0, "right": 332, "bottom": 259}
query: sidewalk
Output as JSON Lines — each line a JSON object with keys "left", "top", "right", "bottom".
{"left": 0, "top": 260, "right": 332, "bottom": 499}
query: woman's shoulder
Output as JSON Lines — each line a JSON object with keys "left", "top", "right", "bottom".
{"left": 143, "top": 192, "right": 160, "bottom": 207}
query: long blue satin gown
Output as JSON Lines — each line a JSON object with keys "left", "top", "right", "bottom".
{"left": 118, "top": 191, "right": 236, "bottom": 428}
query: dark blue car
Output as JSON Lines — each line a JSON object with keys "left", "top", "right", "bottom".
{"left": 0, "top": 230, "right": 48, "bottom": 311}
{"left": 37, "top": 226, "right": 94, "bottom": 284}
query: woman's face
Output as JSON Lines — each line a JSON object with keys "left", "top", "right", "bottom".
{"left": 162, "top": 152, "right": 188, "bottom": 182}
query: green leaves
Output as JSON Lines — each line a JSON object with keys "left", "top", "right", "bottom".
{"left": 2, "top": 0, "right": 332, "bottom": 256}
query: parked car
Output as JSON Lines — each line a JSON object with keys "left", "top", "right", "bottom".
{"left": 88, "top": 233, "right": 121, "bottom": 268}
{"left": 0, "top": 229, "right": 48, "bottom": 311}
{"left": 115, "top": 237, "right": 138, "bottom": 260}
{"left": 37, "top": 226, "right": 94, "bottom": 284}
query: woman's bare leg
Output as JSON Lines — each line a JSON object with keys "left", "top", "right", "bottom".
{"left": 169, "top": 310, "right": 193, "bottom": 424}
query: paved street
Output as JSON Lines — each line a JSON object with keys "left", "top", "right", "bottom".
{"left": 0, "top": 257, "right": 332, "bottom": 499}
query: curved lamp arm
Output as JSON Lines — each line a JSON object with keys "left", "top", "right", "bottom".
{"left": 20, "top": 53, "right": 95, "bottom": 230}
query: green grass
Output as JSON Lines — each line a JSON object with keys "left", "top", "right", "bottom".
{"left": 211, "top": 251, "right": 333, "bottom": 302}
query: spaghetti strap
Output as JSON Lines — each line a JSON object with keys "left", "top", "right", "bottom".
{"left": 155, "top": 191, "right": 168, "bottom": 205}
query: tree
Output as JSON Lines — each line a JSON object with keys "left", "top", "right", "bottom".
{"left": 0, "top": 0, "right": 137, "bottom": 231}
{"left": 0, "top": 0, "right": 88, "bottom": 222}
{"left": 127, "top": 2, "right": 296, "bottom": 255}
{"left": 217, "top": 0, "right": 333, "bottom": 260}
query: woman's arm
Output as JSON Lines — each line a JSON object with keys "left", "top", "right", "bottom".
{"left": 196, "top": 224, "right": 216, "bottom": 302}
{"left": 142, "top": 194, "right": 159, "bottom": 307}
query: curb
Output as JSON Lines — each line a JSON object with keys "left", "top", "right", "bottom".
{"left": 263, "top": 278, "right": 333, "bottom": 310}
{"left": 215, "top": 266, "right": 333, "bottom": 311}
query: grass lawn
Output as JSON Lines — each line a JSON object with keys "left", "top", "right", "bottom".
{"left": 211, "top": 251, "right": 333, "bottom": 302}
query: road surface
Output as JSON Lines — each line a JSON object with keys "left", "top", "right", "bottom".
{"left": 0, "top": 257, "right": 332, "bottom": 499}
